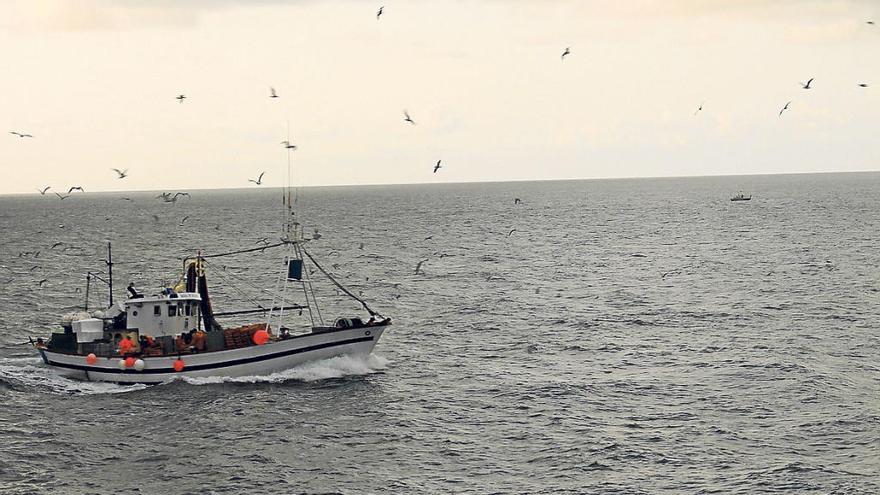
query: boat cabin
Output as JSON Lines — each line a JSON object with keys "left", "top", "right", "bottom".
{"left": 125, "top": 291, "right": 202, "bottom": 338}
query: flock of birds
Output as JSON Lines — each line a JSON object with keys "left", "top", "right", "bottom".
{"left": 6, "top": 9, "right": 878, "bottom": 291}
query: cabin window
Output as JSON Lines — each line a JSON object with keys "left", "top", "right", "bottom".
{"left": 153, "top": 306, "right": 161, "bottom": 316}
{"left": 132, "top": 311, "right": 138, "bottom": 317}
{"left": 185, "top": 304, "right": 192, "bottom": 316}
{"left": 168, "top": 305, "right": 177, "bottom": 317}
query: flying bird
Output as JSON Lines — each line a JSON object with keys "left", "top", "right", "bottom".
{"left": 249, "top": 172, "right": 265, "bottom": 185}
{"left": 433, "top": 160, "right": 442, "bottom": 173}
{"left": 112, "top": 168, "right": 128, "bottom": 179}
{"left": 414, "top": 259, "right": 428, "bottom": 275}
{"left": 280, "top": 141, "right": 297, "bottom": 149}
{"left": 507, "top": 229, "right": 517, "bottom": 237}
{"left": 514, "top": 198, "right": 522, "bottom": 204}
{"left": 868, "top": 20, "right": 875, "bottom": 25}
{"left": 120, "top": 197, "right": 132, "bottom": 201}
{"left": 858, "top": 83, "right": 869, "bottom": 88}
{"left": 50, "top": 242, "right": 64, "bottom": 249}
{"left": 404, "top": 110, "right": 416, "bottom": 125}
{"left": 54, "top": 192, "right": 70, "bottom": 200}
{"left": 68, "top": 186, "right": 84, "bottom": 194}
{"left": 778, "top": 101, "right": 791, "bottom": 117}
{"left": 173, "top": 192, "right": 190, "bottom": 199}
{"left": 561, "top": 47, "right": 570, "bottom": 60}
{"left": 38, "top": 279, "right": 48, "bottom": 287}
{"left": 694, "top": 102, "right": 704, "bottom": 115}
{"left": 176, "top": 94, "right": 186, "bottom": 103}
{"left": 377, "top": 6, "right": 384, "bottom": 19}
{"left": 10, "top": 131, "right": 33, "bottom": 138}
{"left": 800, "top": 78, "right": 814, "bottom": 89}
{"left": 179, "top": 216, "right": 189, "bottom": 226}
{"left": 270, "top": 87, "right": 279, "bottom": 98}
{"left": 37, "top": 186, "right": 51, "bottom": 195}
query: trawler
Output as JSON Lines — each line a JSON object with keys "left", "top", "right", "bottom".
{"left": 32, "top": 144, "right": 390, "bottom": 384}
{"left": 730, "top": 191, "right": 752, "bottom": 202}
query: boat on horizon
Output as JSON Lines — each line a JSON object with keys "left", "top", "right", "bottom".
{"left": 730, "top": 191, "right": 752, "bottom": 202}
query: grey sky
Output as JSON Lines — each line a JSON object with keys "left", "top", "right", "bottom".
{"left": 1, "top": 1, "right": 878, "bottom": 194}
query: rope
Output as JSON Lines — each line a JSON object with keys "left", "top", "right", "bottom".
{"left": 302, "top": 246, "right": 383, "bottom": 318}
{"left": 185, "top": 242, "right": 287, "bottom": 261}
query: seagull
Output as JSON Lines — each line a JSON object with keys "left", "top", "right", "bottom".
{"left": 377, "top": 6, "right": 384, "bottom": 19}
{"left": 858, "top": 83, "right": 869, "bottom": 88}
{"left": 255, "top": 237, "right": 269, "bottom": 245}
{"left": 280, "top": 141, "right": 297, "bottom": 149}
{"left": 10, "top": 131, "right": 33, "bottom": 138}
{"left": 120, "top": 197, "right": 132, "bottom": 201}
{"left": 868, "top": 20, "right": 875, "bottom": 25}
{"left": 694, "top": 102, "right": 704, "bottom": 115}
{"left": 68, "top": 186, "right": 84, "bottom": 194}
{"left": 37, "top": 186, "right": 51, "bottom": 195}
{"left": 176, "top": 94, "right": 186, "bottom": 103}
{"left": 270, "top": 87, "right": 279, "bottom": 98}
{"left": 50, "top": 242, "right": 64, "bottom": 249}
{"left": 779, "top": 101, "right": 791, "bottom": 117}
{"left": 514, "top": 198, "right": 522, "bottom": 204}
{"left": 179, "top": 216, "right": 189, "bottom": 226}
{"left": 561, "top": 47, "right": 570, "bottom": 60}
{"left": 156, "top": 192, "right": 171, "bottom": 200}
{"left": 433, "top": 160, "right": 442, "bottom": 173}
{"left": 507, "top": 229, "right": 516, "bottom": 237}
{"left": 173, "top": 192, "right": 190, "bottom": 199}
{"left": 414, "top": 259, "right": 428, "bottom": 275}
{"left": 404, "top": 110, "right": 416, "bottom": 125}
{"left": 800, "top": 78, "right": 814, "bottom": 89}
{"left": 249, "top": 172, "right": 265, "bottom": 185}
{"left": 54, "top": 192, "right": 70, "bottom": 200}
{"left": 112, "top": 168, "right": 128, "bottom": 179}
{"left": 38, "top": 279, "right": 48, "bottom": 287}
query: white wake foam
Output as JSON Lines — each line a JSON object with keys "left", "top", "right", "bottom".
{"left": 0, "top": 356, "right": 148, "bottom": 395}
{"left": 180, "top": 353, "right": 389, "bottom": 385}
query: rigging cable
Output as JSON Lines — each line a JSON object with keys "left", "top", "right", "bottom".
{"left": 301, "top": 246, "right": 384, "bottom": 318}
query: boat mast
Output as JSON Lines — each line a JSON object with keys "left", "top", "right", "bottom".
{"left": 106, "top": 242, "right": 114, "bottom": 307}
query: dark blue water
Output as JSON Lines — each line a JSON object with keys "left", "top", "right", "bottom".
{"left": 1, "top": 173, "right": 878, "bottom": 494}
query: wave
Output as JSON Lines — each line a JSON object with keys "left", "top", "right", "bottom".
{"left": 179, "top": 353, "right": 389, "bottom": 385}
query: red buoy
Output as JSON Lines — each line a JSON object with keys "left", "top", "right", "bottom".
{"left": 86, "top": 353, "right": 97, "bottom": 365}
{"left": 124, "top": 356, "right": 136, "bottom": 368}
{"left": 253, "top": 329, "right": 269, "bottom": 345}
{"left": 173, "top": 359, "right": 185, "bottom": 372}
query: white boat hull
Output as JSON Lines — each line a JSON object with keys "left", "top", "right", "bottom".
{"left": 38, "top": 326, "right": 385, "bottom": 384}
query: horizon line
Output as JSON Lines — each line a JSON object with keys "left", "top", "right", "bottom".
{"left": 2, "top": 168, "right": 878, "bottom": 197}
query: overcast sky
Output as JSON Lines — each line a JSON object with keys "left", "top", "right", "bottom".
{"left": 1, "top": 1, "right": 878, "bottom": 194}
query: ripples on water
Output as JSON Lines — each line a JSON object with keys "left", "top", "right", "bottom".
{"left": 0, "top": 173, "right": 878, "bottom": 494}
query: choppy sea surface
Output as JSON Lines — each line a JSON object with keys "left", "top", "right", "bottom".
{"left": 0, "top": 173, "right": 878, "bottom": 494}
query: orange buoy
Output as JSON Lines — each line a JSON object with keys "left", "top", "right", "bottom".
{"left": 119, "top": 338, "right": 134, "bottom": 353}
{"left": 86, "top": 353, "right": 97, "bottom": 365}
{"left": 173, "top": 359, "right": 185, "bottom": 372}
{"left": 253, "top": 329, "right": 269, "bottom": 345}
{"left": 124, "top": 357, "right": 136, "bottom": 368}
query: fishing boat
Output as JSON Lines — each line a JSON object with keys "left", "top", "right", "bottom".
{"left": 31, "top": 146, "right": 390, "bottom": 384}
{"left": 730, "top": 191, "right": 752, "bottom": 202}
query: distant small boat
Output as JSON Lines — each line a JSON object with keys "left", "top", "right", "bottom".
{"left": 731, "top": 192, "right": 751, "bottom": 202}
